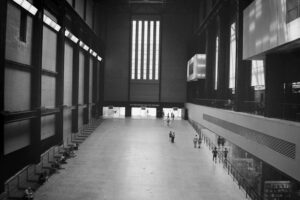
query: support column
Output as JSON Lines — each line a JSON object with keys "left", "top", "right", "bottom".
{"left": 72, "top": 42, "right": 79, "bottom": 133}
{"left": 234, "top": 0, "right": 251, "bottom": 111}
{"left": 31, "top": 0, "right": 44, "bottom": 163}
{"left": 0, "top": 0, "right": 7, "bottom": 194}
{"left": 217, "top": 5, "right": 230, "bottom": 100}
{"left": 84, "top": 52, "right": 90, "bottom": 124}
{"left": 204, "top": 25, "right": 215, "bottom": 99}
{"left": 265, "top": 53, "right": 284, "bottom": 118}
{"left": 125, "top": 105, "right": 131, "bottom": 117}
{"left": 56, "top": 6, "right": 65, "bottom": 145}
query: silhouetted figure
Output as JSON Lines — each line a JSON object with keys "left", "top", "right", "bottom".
{"left": 193, "top": 136, "right": 198, "bottom": 148}
{"left": 198, "top": 137, "right": 202, "bottom": 148}
{"left": 23, "top": 187, "right": 34, "bottom": 200}
{"left": 38, "top": 171, "right": 48, "bottom": 185}
{"left": 212, "top": 147, "right": 218, "bottom": 163}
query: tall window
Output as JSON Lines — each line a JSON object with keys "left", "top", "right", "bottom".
{"left": 229, "top": 23, "right": 236, "bottom": 93}
{"left": 286, "top": 0, "right": 300, "bottom": 23}
{"left": 251, "top": 60, "right": 265, "bottom": 90}
{"left": 214, "top": 36, "right": 219, "bottom": 90}
{"left": 131, "top": 19, "right": 160, "bottom": 80}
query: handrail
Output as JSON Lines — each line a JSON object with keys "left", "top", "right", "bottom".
{"left": 189, "top": 120, "right": 263, "bottom": 200}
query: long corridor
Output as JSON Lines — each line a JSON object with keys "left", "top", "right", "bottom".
{"left": 34, "top": 119, "right": 247, "bottom": 200}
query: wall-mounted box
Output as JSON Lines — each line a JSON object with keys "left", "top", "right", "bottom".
{"left": 187, "top": 54, "right": 206, "bottom": 81}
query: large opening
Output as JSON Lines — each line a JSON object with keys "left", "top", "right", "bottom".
{"left": 162, "top": 108, "right": 182, "bottom": 120}
{"left": 103, "top": 107, "right": 125, "bottom": 118}
{"left": 131, "top": 107, "right": 157, "bottom": 119}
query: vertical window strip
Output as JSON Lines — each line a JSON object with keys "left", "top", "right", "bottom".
{"left": 149, "top": 21, "right": 154, "bottom": 80}
{"left": 214, "top": 36, "right": 219, "bottom": 90}
{"left": 143, "top": 21, "right": 148, "bottom": 80}
{"left": 229, "top": 23, "right": 236, "bottom": 91}
{"left": 131, "top": 21, "right": 136, "bottom": 79}
{"left": 155, "top": 21, "right": 160, "bottom": 80}
{"left": 137, "top": 21, "right": 142, "bottom": 79}
{"left": 251, "top": 60, "right": 265, "bottom": 87}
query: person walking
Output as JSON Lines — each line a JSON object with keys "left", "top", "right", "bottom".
{"left": 171, "top": 132, "right": 175, "bottom": 143}
{"left": 193, "top": 136, "right": 198, "bottom": 148}
{"left": 212, "top": 147, "right": 218, "bottom": 163}
{"left": 169, "top": 131, "right": 172, "bottom": 142}
{"left": 198, "top": 137, "right": 202, "bottom": 148}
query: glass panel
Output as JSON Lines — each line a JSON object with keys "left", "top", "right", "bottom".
{"left": 149, "top": 21, "right": 154, "bottom": 80}
{"left": 229, "top": 23, "right": 236, "bottom": 91}
{"left": 131, "top": 20, "right": 136, "bottom": 79}
{"left": 155, "top": 21, "right": 160, "bottom": 80}
{"left": 137, "top": 21, "right": 142, "bottom": 80}
{"left": 143, "top": 21, "right": 148, "bottom": 80}
{"left": 214, "top": 36, "right": 219, "bottom": 90}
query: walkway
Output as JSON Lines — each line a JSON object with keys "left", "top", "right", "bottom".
{"left": 34, "top": 118, "right": 247, "bottom": 200}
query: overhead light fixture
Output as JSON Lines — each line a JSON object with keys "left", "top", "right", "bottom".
{"left": 12, "top": 0, "right": 38, "bottom": 15}
{"left": 92, "top": 52, "right": 97, "bottom": 57}
{"left": 64, "top": 29, "right": 79, "bottom": 43}
{"left": 43, "top": 14, "right": 61, "bottom": 32}
{"left": 97, "top": 56, "right": 102, "bottom": 61}
{"left": 79, "top": 41, "right": 89, "bottom": 51}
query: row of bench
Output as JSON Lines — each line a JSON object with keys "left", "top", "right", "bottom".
{"left": 2, "top": 118, "right": 103, "bottom": 200}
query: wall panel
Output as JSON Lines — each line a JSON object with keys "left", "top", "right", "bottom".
{"left": 42, "top": 26, "right": 57, "bottom": 71}
{"left": 4, "top": 120, "right": 31, "bottom": 155}
{"left": 64, "top": 42, "right": 73, "bottom": 106}
{"left": 78, "top": 51, "right": 84, "bottom": 104}
{"left": 4, "top": 68, "right": 31, "bottom": 111}
{"left": 104, "top": 13, "right": 130, "bottom": 101}
{"left": 5, "top": 3, "right": 33, "bottom": 65}
{"left": 63, "top": 110, "right": 72, "bottom": 145}
{"left": 160, "top": 13, "right": 192, "bottom": 102}
{"left": 78, "top": 108, "right": 84, "bottom": 128}
{"left": 86, "top": 0, "right": 93, "bottom": 28}
{"left": 41, "top": 115, "right": 56, "bottom": 140}
{"left": 75, "top": 0, "right": 84, "bottom": 19}
{"left": 41, "top": 76, "right": 56, "bottom": 107}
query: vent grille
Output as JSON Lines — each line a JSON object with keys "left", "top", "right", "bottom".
{"left": 203, "top": 114, "right": 296, "bottom": 159}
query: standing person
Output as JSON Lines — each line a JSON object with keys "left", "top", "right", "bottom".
{"left": 171, "top": 112, "right": 175, "bottom": 120}
{"left": 212, "top": 147, "right": 218, "bottom": 163}
{"left": 167, "top": 118, "right": 170, "bottom": 127}
{"left": 169, "top": 131, "right": 172, "bottom": 142}
{"left": 198, "top": 137, "right": 202, "bottom": 148}
{"left": 223, "top": 148, "right": 229, "bottom": 160}
{"left": 171, "top": 132, "right": 175, "bottom": 143}
{"left": 193, "top": 136, "right": 198, "bottom": 148}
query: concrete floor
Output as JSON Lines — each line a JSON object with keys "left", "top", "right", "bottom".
{"left": 34, "top": 119, "right": 247, "bottom": 200}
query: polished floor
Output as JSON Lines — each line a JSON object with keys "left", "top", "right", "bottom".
{"left": 34, "top": 118, "right": 247, "bottom": 200}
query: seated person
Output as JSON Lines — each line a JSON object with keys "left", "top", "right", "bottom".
{"left": 23, "top": 187, "right": 34, "bottom": 200}
{"left": 38, "top": 171, "right": 48, "bottom": 185}
{"left": 59, "top": 154, "right": 67, "bottom": 164}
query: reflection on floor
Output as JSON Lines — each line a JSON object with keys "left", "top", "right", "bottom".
{"left": 34, "top": 118, "right": 247, "bottom": 200}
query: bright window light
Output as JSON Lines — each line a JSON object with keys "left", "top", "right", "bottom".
{"left": 131, "top": 20, "right": 136, "bottom": 79}
{"left": 137, "top": 21, "right": 142, "bottom": 79}
{"left": 131, "top": 19, "right": 160, "bottom": 80}
{"left": 251, "top": 60, "right": 265, "bottom": 90}
{"left": 214, "top": 36, "right": 219, "bottom": 90}
{"left": 79, "top": 41, "right": 89, "bottom": 51}
{"left": 155, "top": 21, "right": 160, "bottom": 80}
{"left": 43, "top": 14, "right": 61, "bottom": 32}
{"left": 229, "top": 23, "right": 236, "bottom": 93}
{"left": 92, "top": 52, "right": 97, "bottom": 57}
{"left": 143, "top": 21, "right": 148, "bottom": 80}
{"left": 97, "top": 56, "right": 102, "bottom": 61}
{"left": 149, "top": 21, "right": 154, "bottom": 80}
{"left": 13, "top": 0, "right": 38, "bottom": 15}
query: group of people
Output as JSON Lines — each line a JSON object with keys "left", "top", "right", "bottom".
{"left": 212, "top": 146, "right": 229, "bottom": 163}
{"left": 193, "top": 135, "right": 202, "bottom": 148}
{"left": 23, "top": 187, "right": 34, "bottom": 200}
{"left": 169, "top": 131, "right": 175, "bottom": 143}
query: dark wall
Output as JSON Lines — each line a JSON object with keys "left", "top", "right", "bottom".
{"left": 104, "top": 12, "right": 130, "bottom": 102}
{"left": 160, "top": 13, "right": 192, "bottom": 103}
{"left": 103, "top": 9, "right": 192, "bottom": 104}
